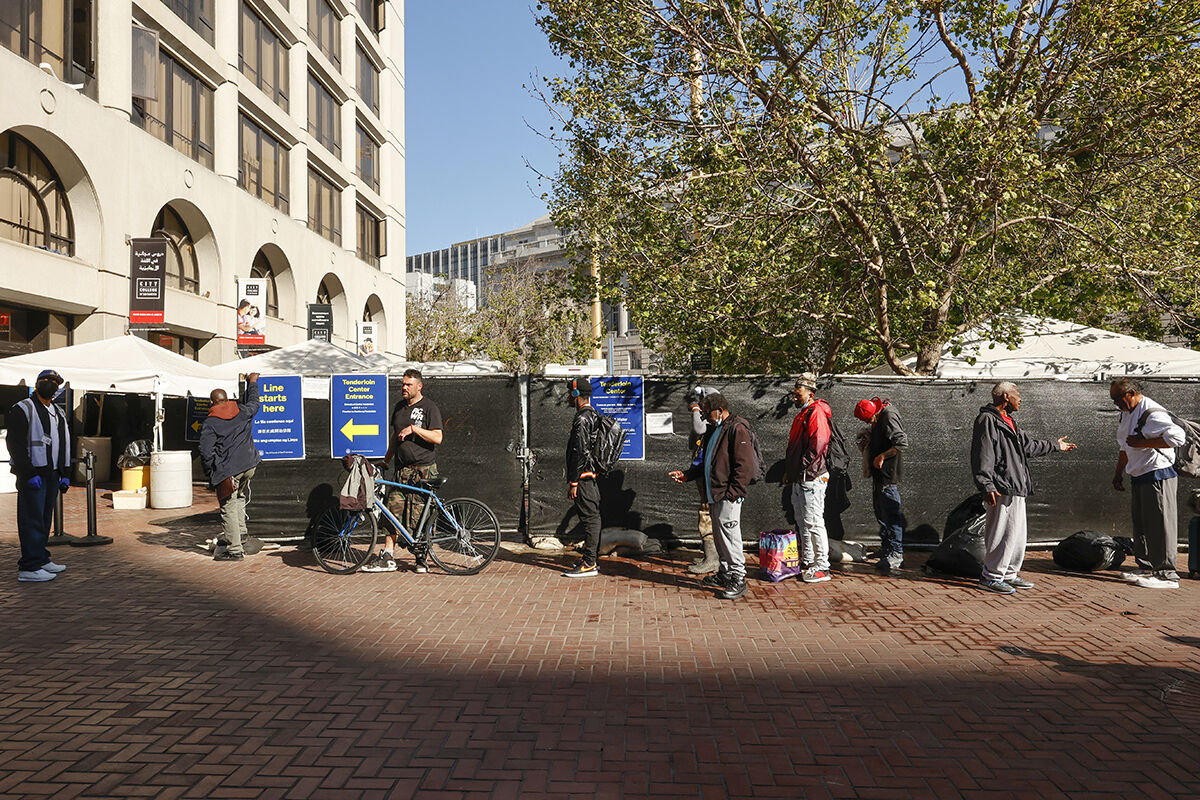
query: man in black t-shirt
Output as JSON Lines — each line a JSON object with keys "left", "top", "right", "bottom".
{"left": 853, "top": 397, "right": 909, "bottom": 573}
{"left": 362, "top": 368, "right": 443, "bottom": 573}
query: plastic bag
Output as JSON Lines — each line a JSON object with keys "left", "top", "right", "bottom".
{"left": 1052, "top": 530, "right": 1126, "bottom": 572}
{"left": 927, "top": 513, "right": 987, "bottom": 578}
{"left": 758, "top": 529, "right": 800, "bottom": 582}
{"left": 116, "top": 439, "right": 153, "bottom": 469}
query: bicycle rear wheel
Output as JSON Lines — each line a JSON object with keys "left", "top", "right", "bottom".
{"left": 426, "top": 497, "right": 501, "bottom": 575}
{"left": 311, "top": 506, "right": 378, "bottom": 574}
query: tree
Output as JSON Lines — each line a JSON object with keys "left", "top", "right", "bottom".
{"left": 538, "top": 0, "right": 1200, "bottom": 374}
{"left": 405, "top": 282, "right": 478, "bottom": 362}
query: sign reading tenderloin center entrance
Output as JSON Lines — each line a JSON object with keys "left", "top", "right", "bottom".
{"left": 331, "top": 373, "right": 389, "bottom": 458}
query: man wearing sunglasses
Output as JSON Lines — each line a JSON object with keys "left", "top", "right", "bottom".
{"left": 1110, "top": 377, "right": 1185, "bottom": 589}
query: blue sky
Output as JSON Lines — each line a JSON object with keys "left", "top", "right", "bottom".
{"left": 404, "top": 3, "right": 562, "bottom": 255}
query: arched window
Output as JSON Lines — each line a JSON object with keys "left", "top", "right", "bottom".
{"left": 0, "top": 131, "right": 74, "bottom": 255}
{"left": 152, "top": 206, "right": 200, "bottom": 295}
{"left": 362, "top": 301, "right": 373, "bottom": 322}
{"left": 316, "top": 279, "right": 333, "bottom": 305}
{"left": 250, "top": 250, "right": 280, "bottom": 317}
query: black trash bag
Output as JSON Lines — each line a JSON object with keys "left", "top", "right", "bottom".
{"left": 943, "top": 493, "right": 988, "bottom": 541}
{"left": 927, "top": 514, "right": 987, "bottom": 578}
{"left": 116, "top": 439, "right": 153, "bottom": 470}
{"left": 1053, "top": 530, "right": 1126, "bottom": 572}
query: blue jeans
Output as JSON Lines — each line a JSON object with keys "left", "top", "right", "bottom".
{"left": 791, "top": 478, "right": 829, "bottom": 571}
{"left": 16, "top": 474, "right": 57, "bottom": 572}
{"left": 872, "top": 483, "right": 906, "bottom": 561}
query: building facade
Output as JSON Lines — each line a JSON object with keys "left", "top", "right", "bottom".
{"left": 407, "top": 214, "right": 655, "bottom": 372}
{"left": 0, "top": 0, "right": 406, "bottom": 363}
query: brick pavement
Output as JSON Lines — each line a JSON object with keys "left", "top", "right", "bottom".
{"left": 0, "top": 487, "right": 1198, "bottom": 799}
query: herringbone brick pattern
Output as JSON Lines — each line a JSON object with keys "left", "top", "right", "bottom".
{"left": 0, "top": 488, "right": 1197, "bottom": 798}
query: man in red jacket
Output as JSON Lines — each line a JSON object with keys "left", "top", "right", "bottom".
{"left": 784, "top": 373, "right": 833, "bottom": 583}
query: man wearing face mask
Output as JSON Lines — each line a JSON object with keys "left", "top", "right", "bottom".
{"left": 7, "top": 369, "right": 72, "bottom": 582}
{"left": 784, "top": 373, "right": 834, "bottom": 583}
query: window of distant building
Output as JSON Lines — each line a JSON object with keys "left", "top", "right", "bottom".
{"left": 152, "top": 205, "right": 200, "bottom": 295}
{"left": 307, "top": 73, "right": 341, "bottom": 157}
{"left": 240, "top": 2, "right": 288, "bottom": 110}
{"left": 239, "top": 114, "right": 290, "bottom": 212}
{"left": 0, "top": 131, "right": 74, "bottom": 256}
{"left": 163, "top": 0, "right": 215, "bottom": 45}
{"left": 356, "top": 45, "right": 379, "bottom": 117}
{"left": 307, "top": 0, "right": 340, "bottom": 65}
{"left": 356, "top": 204, "right": 383, "bottom": 267}
{"left": 307, "top": 167, "right": 341, "bottom": 245}
{"left": 355, "top": 0, "right": 383, "bottom": 34}
{"left": 356, "top": 124, "right": 379, "bottom": 193}
{"left": 133, "top": 50, "right": 215, "bottom": 169}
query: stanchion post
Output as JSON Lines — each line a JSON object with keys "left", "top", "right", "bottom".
{"left": 47, "top": 461, "right": 83, "bottom": 546}
{"left": 70, "top": 449, "right": 112, "bottom": 547}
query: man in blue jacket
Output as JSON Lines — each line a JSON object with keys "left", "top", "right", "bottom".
{"left": 7, "top": 369, "right": 71, "bottom": 582}
{"left": 199, "top": 373, "right": 261, "bottom": 562}
{"left": 970, "top": 382, "right": 1076, "bottom": 594}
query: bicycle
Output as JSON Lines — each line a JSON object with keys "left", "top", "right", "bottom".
{"left": 310, "top": 464, "right": 501, "bottom": 575}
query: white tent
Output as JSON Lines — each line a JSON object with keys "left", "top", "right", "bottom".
{"left": 208, "top": 339, "right": 370, "bottom": 380}
{"left": 0, "top": 334, "right": 232, "bottom": 396}
{"left": 878, "top": 315, "right": 1200, "bottom": 378}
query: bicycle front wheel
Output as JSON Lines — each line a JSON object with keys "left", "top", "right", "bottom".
{"left": 311, "top": 506, "right": 378, "bottom": 574}
{"left": 426, "top": 497, "right": 501, "bottom": 575}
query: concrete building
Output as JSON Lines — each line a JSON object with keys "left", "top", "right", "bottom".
{"left": 404, "top": 271, "right": 476, "bottom": 314}
{"left": 0, "top": 0, "right": 406, "bottom": 363}
{"left": 407, "top": 214, "right": 655, "bottom": 372}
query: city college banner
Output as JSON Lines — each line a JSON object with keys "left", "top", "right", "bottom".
{"left": 128, "top": 238, "right": 166, "bottom": 329}
{"left": 308, "top": 303, "right": 332, "bottom": 342}
{"left": 237, "top": 278, "right": 268, "bottom": 349}
{"left": 356, "top": 320, "right": 378, "bottom": 357}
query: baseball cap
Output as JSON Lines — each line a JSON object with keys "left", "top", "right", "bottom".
{"left": 854, "top": 398, "right": 882, "bottom": 421}
{"left": 37, "top": 369, "right": 64, "bottom": 385}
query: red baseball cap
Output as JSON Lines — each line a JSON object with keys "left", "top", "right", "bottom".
{"left": 854, "top": 398, "right": 883, "bottom": 421}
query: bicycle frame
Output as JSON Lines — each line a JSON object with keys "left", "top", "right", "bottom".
{"left": 362, "top": 475, "right": 453, "bottom": 546}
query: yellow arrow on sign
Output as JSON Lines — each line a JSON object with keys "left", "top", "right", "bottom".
{"left": 341, "top": 418, "right": 379, "bottom": 441}
{"left": 191, "top": 421, "right": 202, "bottom": 433}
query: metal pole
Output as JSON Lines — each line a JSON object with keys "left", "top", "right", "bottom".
{"left": 47, "top": 484, "right": 82, "bottom": 545}
{"left": 71, "top": 450, "right": 112, "bottom": 547}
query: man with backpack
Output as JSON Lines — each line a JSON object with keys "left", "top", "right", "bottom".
{"left": 1110, "top": 377, "right": 1187, "bottom": 589}
{"left": 854, "top": 397, "right": 909, "bottom": 573}
{"left": 563, "top": 377, "right": 603, "bottom": 577}
{"left": 669, "top": 392, "right": 757, "bottom": 599}
{"left": 784, "top": 373, "right": 835, "bottom": 583}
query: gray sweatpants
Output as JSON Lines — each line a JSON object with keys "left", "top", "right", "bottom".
{"left": 220, "top": 468, "right": 255, "bottom": 556}
{"left": 1131, "top": 476, "right": 1178, "bottom": 579}
{"left": 710, "top": 499, "right": 746, "bottom": 581}
{"left": 982, "top": 495, "right": 1026, "bottom": 583}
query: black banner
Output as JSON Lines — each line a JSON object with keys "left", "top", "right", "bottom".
{"left": 129, "top": 238, "right": 167, "bottom": 329}
{"left": 308, "top": 304, "right": 332, "bottom": 342}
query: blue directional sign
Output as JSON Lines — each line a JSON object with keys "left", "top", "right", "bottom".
{"left": 185, "top": 396, "right": 211, "bottom": 443}
{"left": 330, "top": 373, "right": 388, "bottom": 458}
{"left": 252, "top": 376, "right": 305, "bottom": 460}
{"left": 590, "top": 376, "right": 645, "bottom": 460}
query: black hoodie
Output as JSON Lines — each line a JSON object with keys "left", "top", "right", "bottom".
{"left": 970, "top": 404, "right": 1056, "bottom": 497}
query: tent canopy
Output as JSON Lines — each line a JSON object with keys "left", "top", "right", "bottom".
{"left": 0, "top": 334, "right": 233, "bottom": 397}
{"left": 871, "top": 315, "right": 1200, "bottom": 379}
{"left": 208, "top": 340, "right": 370, "bottom": 379}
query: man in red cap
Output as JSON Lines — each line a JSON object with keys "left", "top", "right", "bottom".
{"left": 854, "top": 397, "right": 909, "bottom": 572}
{"left": 7, "top": 369, "right": 71, "bottom": 582}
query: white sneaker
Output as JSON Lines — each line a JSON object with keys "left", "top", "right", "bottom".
{"left": 1120, "top": 570, "right": 1149, "bottom": 583}
{"left": 1134, "top": 575, "right": 1179, "bottom": 589}
{"left": 42, "top": 561, "right": 66, "bottom": 573}
{"left": 17, "top": 569, "right": 56, "bottom": 582}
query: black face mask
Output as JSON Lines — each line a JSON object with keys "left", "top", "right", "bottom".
{"left": 35, "top": 381, "right": 58, "bottom": 400}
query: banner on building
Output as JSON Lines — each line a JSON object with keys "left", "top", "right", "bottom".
{"left": 237, "top": 278, "right": 268, "bottom": 348}
{"left": 356, "top": 321, "right": 378, "bottom": 357}
{"left": 128, "top": 238, "right": 167, "bottom": 329}
{"left": 308, "top": 304, "right": 332, "bottom": 342}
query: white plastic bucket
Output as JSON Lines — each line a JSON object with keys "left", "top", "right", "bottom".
{"left": 149, "top": 451, "right": 193, "bottom": 509}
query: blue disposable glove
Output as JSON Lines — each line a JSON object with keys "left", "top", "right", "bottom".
{"left": 59, "top": 478, "right": 70, "bottom": 494}
{"left": 27, "top": 475, "right": 43, "bottom": 490}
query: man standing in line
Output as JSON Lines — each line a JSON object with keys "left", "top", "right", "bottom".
{"left": 365, "top": 368, "right": 443, "bottom": 573}
{"left": 685, "top": 385, "right": 719, "bottom": 575}
{"left": 670, "top": 392, "right": 756, "bottom": 599}
{"left": 854, "top": 397, "right": 909, "bottom": 573}
{"left": 1111, "top": 377, "right": 1186, "bottom": 589}
{"left": 200, "top": 373, "right": 262, "bottom": 563}
{"left": 563, "top": 377, "right": 602, "bottom": 578}
{"left": 971, "top": 381, "right": 1076, "bottom": 594}
{"left": 7, "top": 369, "right": 71, "bottom": 582}
{"left": 784, "top": 373, "right": 833, "bottom": 583}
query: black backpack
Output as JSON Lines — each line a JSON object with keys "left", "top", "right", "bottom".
{"left": 589, "top": 411, "right": 627, "bottom": 475}
{"left": 826, "top": 419, "right": 849, "bottom": 473}
{"left": 1136, "top": 408, "right": 1200, "bottom": 478}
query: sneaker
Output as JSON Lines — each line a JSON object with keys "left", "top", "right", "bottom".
{"left": 414, "top": 553, "right": 429, "bottom": 574}
{"left": 978, "top": 578, "right": 1016, "bottom": 594}
{"left": 1120, "top": 570, "right": 1150, "bottom": 583}
{"left": 17, "top": 569, "right": 55, "bottom": 582}
{"left": 41, "top": 561, "right": 67, "bottom": 574}
{"left": 699, "top": 572, "right": 728, "bottom": 588}
{"left": 801, "top": 567, "right": 831, "bottom": 583}
{"left": 562, "top": 561, "right": 598, "bottom": 578}
{"left": 1007, "top": 576, "right": 1036, "bottom": 590}
{"left": 874, "top": 557, "right": 903, "bottom": 574}
{"left": 721, "top": 578, "right": 748, "bottom": 600}
{"left": 361, "top": 553, "right": 398, "bottom": 573}
{"left": 213, "top": 551, "right": 244, "bottom": 562}
{"left": 1134, "top": 575, "right": 1180, "bottom": 589}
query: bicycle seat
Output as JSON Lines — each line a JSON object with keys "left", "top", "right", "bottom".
{"left": 415, "top": 476, "right": 447, "bottom": 490}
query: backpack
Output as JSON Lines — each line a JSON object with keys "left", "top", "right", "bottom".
{"left": 746, "top": 426, "right": 767, "bottom": 484}
{"left": 1136, "top": 408, "right": 1200, "bottom": 478}
{"left": 589, "top": 410, "right": 627, "bottom": 475}
{"left": 826, "top": 419, "right": 849, "bottom": 473}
